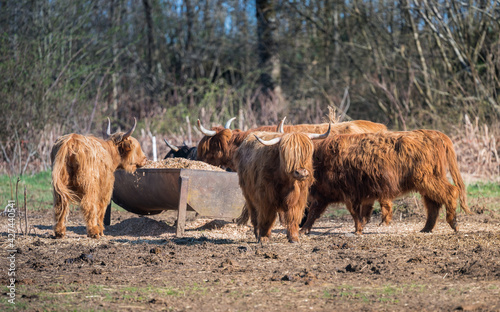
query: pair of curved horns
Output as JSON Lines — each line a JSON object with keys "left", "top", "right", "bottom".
{"left": 255, "top": 122, "right": 332, "bottom": 146}
{"left": 164, "top": 139, "right": 179, "bottom": 152}
{"left": 197, "top": 117, "right": 236, "bottom": 137}
{"left": 105, "top": 117, "right": 137, "bottom": 140}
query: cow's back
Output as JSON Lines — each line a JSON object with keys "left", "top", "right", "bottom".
{"left": 314, "top": 131, "right": 441, "bottom": 200}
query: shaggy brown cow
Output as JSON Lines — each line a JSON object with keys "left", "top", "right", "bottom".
{"left": 300, "top": 129, "right": 471, "bottom": 235}
{"left": 51, "top": 118, "right": 147, "bottom": 239}
{"left": 234, "top": 125, "right": 331, "bottom": 243}
{"left": 235, "top": 117, "right": 390, "bottom": 227}
{"left": 197, "top": 118, "right": 386, "bottom": 171}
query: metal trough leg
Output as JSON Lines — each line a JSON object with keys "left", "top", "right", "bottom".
{"left": 104, "top": 202, "right": 112, "bottom": 226}
{"left": 176, "top": 176, "right": 190, "bottom": 237}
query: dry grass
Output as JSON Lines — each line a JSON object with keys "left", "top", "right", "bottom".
{"left": 1, "top": 114, "right": 498, "bottom": 182}
{"left": 452, "top": 114, "right": 500, "bottom": 182}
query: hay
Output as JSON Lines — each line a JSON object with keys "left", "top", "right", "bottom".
{"left": 143, "top": 158, "right": 225, "bottom": 171}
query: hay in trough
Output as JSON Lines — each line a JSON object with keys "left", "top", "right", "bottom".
{"left": 143, "top": 158, "right": 225, "bottom": 171}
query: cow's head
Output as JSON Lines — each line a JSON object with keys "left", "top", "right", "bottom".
{"left": 255, "top": 123, "right": 331, "bottom": 182}
{"left": 106, "top": 118, "right": 147, "bottom": 172}
{"left": 164, "top": 139, "right": 197, "bottom": 160}
{"left": 196, "top": 117, "right": 236, "bottom": 168}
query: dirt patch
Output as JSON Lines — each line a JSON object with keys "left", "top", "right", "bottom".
{"left": 1, "top": 208, "right": 500, "bottom": 311}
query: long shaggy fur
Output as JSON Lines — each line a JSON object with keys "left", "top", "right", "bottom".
{"left": 197, "top": 120, "right": 387, "bottom": 172}
{"left": 51, "top": 131, "right": 146, "bottom": 239}
{"left": 300, "top": 129, "right": 469, "bottom": 235}
{"left": 234, "top": 132, "right": 315, "bottom": 243}
{"left": 234, "top": 121, "right": 387, "bottom": 226}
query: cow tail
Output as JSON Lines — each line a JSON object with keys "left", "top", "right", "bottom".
{"left": 235, "top": 203, "right": 250, "bottom": 226}
{"left": 446, "top": 142, "right": 472, "bottom": 215}
{"left": 52, "top": 140, "right": 79, "bottom": 212}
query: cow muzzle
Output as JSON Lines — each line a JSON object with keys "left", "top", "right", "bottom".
{"left": 137, "top": 157, "right": 148, "bottom": 168}
{"left": 293, "top": 169, "right": 310, "bottom": 181}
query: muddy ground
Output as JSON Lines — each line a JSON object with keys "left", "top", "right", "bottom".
{"left": 1, "top": 201, "right": 499, "bottom": 312}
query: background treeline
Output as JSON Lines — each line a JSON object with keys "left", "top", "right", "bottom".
{"left": 1, "top": 0, "right": 499, "bottom": 176}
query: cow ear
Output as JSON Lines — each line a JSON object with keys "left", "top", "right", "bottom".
{"left": 118, "top": 140, "right": 132, "bottom": 155}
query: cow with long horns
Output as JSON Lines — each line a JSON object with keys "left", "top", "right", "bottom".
{"left": 196, "top": 117, "right": 387, "bottom": 171}
{"left": 300, "top": 129, "right": 471, "bottom": 235}
{"left": 163, "top": 139, "right": 197, "bottom": 160}
{"left": 234, "top": 124, "right": 331, "bottom": 243}
{"left": 51, "top": 118, "right": 147, "bottom": 238}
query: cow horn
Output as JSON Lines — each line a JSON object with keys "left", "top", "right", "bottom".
{"left": 254, "top": 134, "right": 281, "bottom": 146}
{"left": 277, "top": 116, "right": 286, "bottom": 133}
{"left": 123, "top": 117, "right": 137, "bottom": 139}
{"left": 308, "top": 122, "right": 331, "bottom": 140}
{"left": 164, "top": 139, "right": 179, "bottom": 152}
{"left": 225, "top": 117, "right": 236, "bottom": 129}
{"left": 197, "top": 119, "right": 216, "bottom": 136}
{"left": 105, "top": 117, "right": 111, "bottom": 139}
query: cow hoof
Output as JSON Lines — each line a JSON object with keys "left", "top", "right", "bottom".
{"left": 259, "top": 237, "right": 269, "bottom": 244}
{"left": 299, "top": 228, "right": 310, "bottom": 235}
{"left": 54, "top": 232, "right": 65, "bottom": 239}
{"left": 288, "top": 239, "right": 299, "bottom": 243}
{"left": 420, "top": 228, "right": 432, "bottom": 233}
{"left": 87, "top": 232, "right": 100, "bottom": 239}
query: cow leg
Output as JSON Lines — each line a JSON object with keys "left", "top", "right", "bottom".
{"left": 97, "top": 189, "right": 114, "bottom": 237}
{"left": 257, "top": 209, "right": 277, "bottom": 243}
{"left": 299, "top": 207, "right": 309, "bottom": 227}
{"left": 278, "top": 211, "right": 286, "bottom": 226}
{"left": 346, "top": 202, "right": 364, "bottom": 235}
{"left": 430, "top": 182, "right": 459, "bottom": 232}
{"left": 439, "top": 182, "right": 459, "bottom": 232}
{"left": 379, "top": 199, "right": 393, "bottom": 226}
{"left": 245, "top": 201, "right": 259, "bottom": 240}
{"left": 420, "top": 177, "right": 459, "bottom": 232}
{"left": 284, "top": 207, "right": 303, "bottom": 243}
{"left": 359, "top": 202, "right": 375, "bottom": 227}
{"left": 299, "top": 199, "right": 328, "bottom": 235}
{"left": 53, "top": 191, "right": 69, "bottom": 239}
{"left": 80, "top": 197, "right": 100, "bottom": 239}
{"left": 97, "top": 201, "right": 108, "bottom": 237}
{"left": 444, "top": 188, "right": 459, "bottom": 232}
{"left": 421, "top": 196, "right": 441, "bottom": 233}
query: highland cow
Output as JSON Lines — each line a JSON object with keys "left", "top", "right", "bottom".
{"left": 197, "top": 117, "right": 387, "bottom": 171}
{"left": 51, "top": 118, "right": 147, "bottom": 239}
{"left": 300, "top": 129, "right": 471, "bottom": 235}
{"left": 233, "top": 125, "right": 330, "bottom": 243}
{"left": 164, "top": 139, "right": 197, "bottom": 160}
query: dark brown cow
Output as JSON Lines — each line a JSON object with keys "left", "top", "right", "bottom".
{"left": 164, "top": 139, "right": 197, "bottom": 160}
{"left": 234, "top": 125, "right": 330, "bottom": 243}
{"left": 51, "top": 118, "right": 147, "bottom": 239}
{"left": 197, "top": 118, "right": 387, "bottom": 171}
{"left": 300, "top": 129, "right": 471, "bottom": 235}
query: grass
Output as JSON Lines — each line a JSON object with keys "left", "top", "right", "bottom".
{"left": 319, "top": 283, "right": 422, "bottom": 304}
{"left": 467, "top": 182, "right": 500, "bottom": 198}
{"left": 0, "top": 171, "right": 53, "bottom": 211}
{"left": 0, "top": 171, "right": 127, "bottom": 213}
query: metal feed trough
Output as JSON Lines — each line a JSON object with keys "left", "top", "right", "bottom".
{"left": 106, "top": 168, "right": 246, "bottom": 237}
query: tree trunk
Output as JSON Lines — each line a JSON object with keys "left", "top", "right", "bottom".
{"left": 142, "top": 0, "right": 154, "bottom": 98}
{"left": 256, "top": 0, "right": 283, "bottom": 122}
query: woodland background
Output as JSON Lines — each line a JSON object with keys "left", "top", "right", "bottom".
{"left": 0, "top": 0, "right": 499, "bottom": 178}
